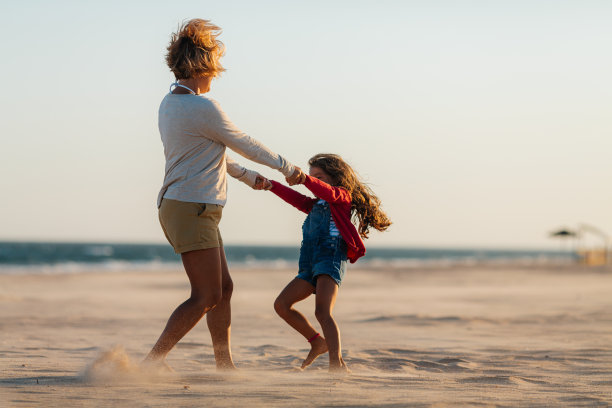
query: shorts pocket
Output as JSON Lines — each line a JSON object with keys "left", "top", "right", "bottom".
{"left": 196, "top": 203, "right": 207, "bottom": 216}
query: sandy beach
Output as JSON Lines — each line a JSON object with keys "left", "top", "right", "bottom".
{"left": 1, "top": 263, "right": 611, "bottom": 407}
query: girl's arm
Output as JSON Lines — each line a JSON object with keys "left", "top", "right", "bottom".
{"left": 269, "top": 180, "right": 316, "bottom": 214}
{"left": 302, "top": 175, "right": 351, "bottom": 204}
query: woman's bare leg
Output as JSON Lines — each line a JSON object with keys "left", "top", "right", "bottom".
{"left": 145, "top": 248, "right": 222, "bottom": 362}
{"left": 274, "top": 278, "right": 328, "bottom": 369}
{"left": 205, "top": 246, "right": 236, "bottom": 369}
{"left": 314, "top": 275, "right": 348, "bottom": 372}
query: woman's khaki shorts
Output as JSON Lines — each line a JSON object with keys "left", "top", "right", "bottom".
{"left": 158, "top": 198, "right": 223, "bottom": 254}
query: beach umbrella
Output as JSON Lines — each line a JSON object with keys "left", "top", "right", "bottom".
{"left": 549, "top": 228, "right": 579, "bottom": 258}
{"left": 549, "top": 229, "right": 578, "bottom": 238}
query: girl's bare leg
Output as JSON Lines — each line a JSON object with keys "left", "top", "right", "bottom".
{"left": 205, "top": 246, "right": 236, "bottom": 369}
{"left": 314, "top": 275, "right": 348, "bottom": 372}
{"left": 274, "top": 278, "right": 328, "bottom": 369}
{"left": 145, "top": 248, "right": 223, "bottom": 363}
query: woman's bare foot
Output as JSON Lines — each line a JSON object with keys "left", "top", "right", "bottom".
{"left": 216, "top": 361, "right": 237, "bottom": 371}
{"left": 301, "top": 336, "right": 328, "bottom": 369}
{"left": 141, "top": 358, "right": 175, "bottom": 373}
{"left": 329, "top": 357, "right": 350, "bottom": 374}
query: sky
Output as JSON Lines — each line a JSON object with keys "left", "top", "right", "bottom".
{"left": 0, "top": 1, "right": 610, "bottom": 249}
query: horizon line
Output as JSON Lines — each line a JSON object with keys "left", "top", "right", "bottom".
{"left": 0, "top": 239, "right": 569, "bottom": 252}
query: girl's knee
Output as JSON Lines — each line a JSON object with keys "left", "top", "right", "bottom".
{"left": 315, "top": 308, "right": 332, "bottom": 323}
{"left": 274, "top": 297, "right": 290, "bottom": 317}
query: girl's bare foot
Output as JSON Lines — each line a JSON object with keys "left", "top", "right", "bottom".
{"left": 301, "top": 336, "right": 328, "bottom": 369}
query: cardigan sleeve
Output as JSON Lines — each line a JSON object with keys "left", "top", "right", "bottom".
{"left": 269, "top": 180, "right": 316, "bottom": 214}
{"left": 302, "top": 175, "right": 351, "bottom": 204}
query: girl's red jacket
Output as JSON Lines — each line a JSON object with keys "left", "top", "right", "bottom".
{"left": 269, "top": 175, "right": 366, "bottom": 263}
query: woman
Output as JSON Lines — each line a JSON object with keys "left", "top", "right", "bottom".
{"left": 146, "top": 18, "right": 304, "bottom": 369}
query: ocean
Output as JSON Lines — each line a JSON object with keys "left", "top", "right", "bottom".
{"left": 0, "top": 241, "right": 574, "bottom": 275}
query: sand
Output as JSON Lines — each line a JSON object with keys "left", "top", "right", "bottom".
{"left": 1, "top": 263, "right": 611, "bottom": 407}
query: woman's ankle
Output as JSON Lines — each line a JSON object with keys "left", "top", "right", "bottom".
{"left": 328, "top": 354, "right": 342, "bottom": 366}
{"left": 144, "top": 350, "right": 165, "bottom": 361}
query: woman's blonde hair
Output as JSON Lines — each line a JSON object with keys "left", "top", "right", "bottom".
{"left": 166, "top": 19, "right": 226, "bottom": 79}
{"left": 308, "top": 154, "right": 392, "bottom": 238}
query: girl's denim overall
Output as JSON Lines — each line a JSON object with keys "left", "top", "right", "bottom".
{"left": 296, "top": 200, "right": 348, "bottom": 287}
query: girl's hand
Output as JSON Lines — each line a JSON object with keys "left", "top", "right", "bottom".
{"left": 253, "top": 174, "right": 272, "bottom": 190}
{"left": 286, "top": 167, "right": 306, "bottom": 186}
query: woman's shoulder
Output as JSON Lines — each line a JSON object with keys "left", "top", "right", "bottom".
{"left": 161, "top": 95, "right": 227, "bottom": 124}
{"left": 162, "top": 93, "right": 220, "bottom": 108}
{"left": 193, "top": 95, "right": 226, "bottom": 117}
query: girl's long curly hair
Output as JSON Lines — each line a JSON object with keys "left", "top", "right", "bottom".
{"left": 308, "top": 154, "right": 391, "bottom": 238}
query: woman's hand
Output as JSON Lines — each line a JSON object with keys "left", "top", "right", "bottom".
{"left": 286, "top": 167, "right": 306, "bottom": 186}
{"left": 253, "top": 174, "right": 273, "bottom": 190}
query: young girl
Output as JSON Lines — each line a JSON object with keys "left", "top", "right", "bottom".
{"left": 263, "top": 153, "right": 391, "bottom": 372}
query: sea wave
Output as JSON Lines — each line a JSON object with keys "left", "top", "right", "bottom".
{"left": 0, "top": 260, "right": 182, "bottom": 276}
{"left": 0, "top": 241, "right": 576, "bottom": 275}
{"left": 0, "top": 255, "right": 575, "bottom": 276}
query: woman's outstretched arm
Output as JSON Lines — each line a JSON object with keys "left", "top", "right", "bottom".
{"left": 226, "top": 155, "right": 259, "bottom": 186}
{"left": 226, "top": 155, "right": 272, "bottom": 190}
{"left": 204, "top": 99, "right": 296, "bottom": 178}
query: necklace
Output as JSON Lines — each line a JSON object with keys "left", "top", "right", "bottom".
{"left": 169, "top": 82, "right": 197, "bottom": 95}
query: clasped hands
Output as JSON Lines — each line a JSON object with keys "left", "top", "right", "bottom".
{"left": 252, "top": 167, "right": 306, "bottom": 191}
